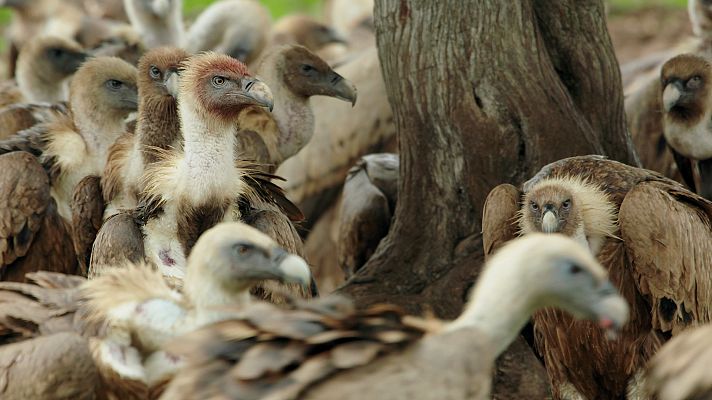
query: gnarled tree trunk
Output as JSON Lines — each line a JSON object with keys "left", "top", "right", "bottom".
{"left": 338, "top": 0, "right": 637, "bottom": 397}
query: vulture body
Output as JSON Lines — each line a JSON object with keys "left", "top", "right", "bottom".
{"left": 643, "top": 323, "right": 712, "bottom": 400}
{"left": 185, "top": 0, "right": 271, "bottom": 65}
{"left": 162, "top": 234, "right": 628, "bottom": 400}
{"left": 270, "top": 15, "right": 346, "bottom": 52}
{"left": 482, "top": 155, "right": 712, "bottom": 399}
{"left": 123, "top": 0, "right": 184, "bottom": 48}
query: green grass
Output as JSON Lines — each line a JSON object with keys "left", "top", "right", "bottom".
{"left": 608, "top": 0, "right": 687, "bottom": 12}
{"left": 184, "top": 0, "right": 322, "bottom": 19}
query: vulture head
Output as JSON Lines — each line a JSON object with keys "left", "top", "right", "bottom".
{"left": 519, "top": 176, "right": 617, "bottom": 255}
{"left": 70, "top": 56, "right": 138, "bottom": 120}
{"left": 690, "top": 0, "right": 712, "bottom": 38}
{"left": 180, "top": 52, "right": 274, "bottom": 122}
{"left": 184, "top": 222, "right": 312, "bottom": 305}
{"left": 16, "top": 36, "right": 88, "bottom": 102}
{"left": 137, "top": 46, "right": 189, "bottom": 100}
{"left": 660, "top": 54, "right": 712, "bottom": 160}
{"left": 451, "top": 233, "right": 629, "bottom": 355}
{"left": 278, "top": 45, "right": 358, "bottom": 105}
{"left": 272, "top": 15, "right": 348, "bottom": 51}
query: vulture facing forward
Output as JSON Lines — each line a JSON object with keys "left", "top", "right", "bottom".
{"left": 161, "top": 234, "right": 628, "bottom": 400}
{"left": 0, "top": 221, "right": 311, "bottom": 399}
{"left": 483, "top": 155, "right": 712, "bottom": 399}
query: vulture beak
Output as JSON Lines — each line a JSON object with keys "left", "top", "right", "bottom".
{"left": 592, "top": 282, "right": 629, "bottom": 340}
{"left": 269, "top": 248, "right": 312, "bottom": 290}
{"left": 327, "top": 72, "right": 358, "bottom": 106}
{"left": 541, "top": 209, "right": 558, "bottom": 233}
{"left": 240, "top": 77, "right": 274, "bottom": 112}
{"left": 662, "top": 79, "right": 685, "bottom": 112}
{"left": 163, "top": 69, "right": 180, "bottom": 98}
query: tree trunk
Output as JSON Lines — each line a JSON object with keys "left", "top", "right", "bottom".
{"left": 338, "top": 0, "right": 636, "bottom": 397}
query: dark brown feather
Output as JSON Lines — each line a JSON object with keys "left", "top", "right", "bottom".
{"left": 71, "top": 175, "right": 104, "bottom": 276}
{"left": 88, "top": 212, "right": 145, "bottom": 278}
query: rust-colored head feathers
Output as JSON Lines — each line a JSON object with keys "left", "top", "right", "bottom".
{"left": 137, "top": 47, "right": 190, "bottom": 99}
{"left": 178, "top": 52, "right": 273, "bottom": 120}
{"left": 660, "top": 54, "right": 712, "bottom": 123}
{"left": 518, "top": 175, "right": 618, "bottom": 255}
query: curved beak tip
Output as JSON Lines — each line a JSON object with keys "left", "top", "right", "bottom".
{"left": 541, "top": 211, "right": 558, "bottom": 233}
{"left": 278, "top": 254, "right": 312, "bottom": 288}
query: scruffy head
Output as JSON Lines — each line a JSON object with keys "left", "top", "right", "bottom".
{"left": 186, "top": 222, "right": 312, "bottom": 294}
{"left": 274, "top": 45, "right": 357, "bottom": 105}
{"left": 137, "top": 47, "right": 189, "bottom": 100}
{"left": 660, "top": 54, "right": 712, "bottom": 123}
{"left": 69, "top": 56, "right": 138, "bottom": 122}
{"left": 179, "top": 52, "right": 274, "bottom": 120}
{"left": 18, "top": 35, "right": 87, "bottom": 80}
{"left": 481, "top": 233, "right": 629, "bottom": 336}
{"left": 272, "top": 14, "right": 347, "bottom": 51}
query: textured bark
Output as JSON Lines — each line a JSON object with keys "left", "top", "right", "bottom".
{"left": 338, "top": 0, "right": 635, "bottom": 397}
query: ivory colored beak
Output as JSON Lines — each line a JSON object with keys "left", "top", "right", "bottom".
{"left": 241, "top": 78, "right": 274, "bottom": 112}
{"left": 662, "top": 84, "right": 682, "bottom": 112}
{"left": 594, "top": 293, "right": 629, "bottom": 340}
{"left": 541, "top": 211, "right": 558, "bottom": 233}
{"left": 275, "top": 253, "right": 312, "bottom": 290}
{"left": 164, "top": 70, "right": 180, "bottom": 98}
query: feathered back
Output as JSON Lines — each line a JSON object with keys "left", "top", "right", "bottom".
{"left": 518, "top": 175, "right": 619, "bottom": 241}
{"left": 163, "top": 296, "right": 442, "bottom": 400}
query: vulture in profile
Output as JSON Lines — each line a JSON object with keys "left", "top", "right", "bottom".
{"left": 0, "top": 56, "right": 138, "bottom": 279}
{"left": 238, "top": 44, "right": 357, "bottom": 171}
{"left": 660, "top": 53, "right": 712, "bottom": 199}
{"left": 0, "top": 221, "right": 312, "bottom": 399}
{"left": 482, "top": 155, "right": 712, "bottom": 399}
{"left": 161, "top": 234, "right": 628, "bottom": 400}
{"left": 123, "top": 0, "right": 184, "bottom": 48}
{"left": 184, "top": 0, "right": 272, "bottom": 65}
{"left": 103, "top": 46, "right": 189, "bottom": 217}
{"left": 643, "top": 323, "right": 712, "bottom": 400}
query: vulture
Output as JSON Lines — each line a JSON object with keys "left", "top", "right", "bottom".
{"left": 270, "top": 14, "right": 347, "bottom": 53}
{"left": 238, "top": 44, "right": 358, "bottom": 170}
{"left": 103, "top": 46, "right": 189, "bottom": 217}
{"left": 0, "top": 56, "right": 138, "bottom": 280}
{"left": 0, "top": 221, "right": 312, "bottom": 399}
{"left": 184, "top": 0, "right": 272, "bottom": 65}
{"left": 643, "top": 323, "right": 712, "bottom": 400}
{"left": 160, "top": 233, "right": 628, "bottom": 400}
{"left": 123, "top": 0, "right": 184, "bottom": 48}
{"left": 482, "top": 155, "right": 712, "bottom": 399}
{"left": 660, "top": 53, "right": 712, "bottom": 199}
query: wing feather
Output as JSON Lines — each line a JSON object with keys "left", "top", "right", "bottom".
{"left": 481, "top": 183, "right": 521, "bottom": 259}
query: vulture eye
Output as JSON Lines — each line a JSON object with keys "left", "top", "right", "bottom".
{"left": 48, "top": 48, "right": 63, "bottom": 58}
{"left": 569, "top": 264, "right": 583, "bottom": 275}
{"left": 301, "top": 64, "right": 316, "bottom": 74}
{"left": 212, "top": 76, "right": 227, "bottom": 87}
{"left": 530, "top": 201, "right": 539, "bottom": 211}
{"left": 561, "top": 199, "right": 571, "bottom": 210}
{"left": 688, "top": 76, "right": 703, "bottom": 89}
{"left": 106, "top": 79, "right": 124, "bottom": 90}
{"left": 149, "top": 66, "right": 161, "bottom": 79}
{"left": 233, "top": 243, "right": 254, "bottom": 256}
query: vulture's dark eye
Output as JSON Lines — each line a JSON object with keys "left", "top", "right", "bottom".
{"left": 561, "top": 199, "right": 571, "bottom": 210}
{"left": 48, "top": 48, "right": 63, "bottom": 58}
{"left": 569, "top": 264, "right": 583, "bottom": 275}
{"left": 233, "top": 243, "right": 254, "bottom": 256}
{"left": 530, "top": 201, "right": 539, "bottom": 211}
{"left": 106, "top": 79, "right": 124, "bottom": 90}
{"left": 301, "top": 64, "right": 315, "bottom": 73}
{"left": 688, "top": 76, "right": 703, "bottom": 89}
{"left": 212, "top": 76, "right": 227, "bottom": 87}
{"left": 149, "top": 66, "right": 161, "bottom": 79}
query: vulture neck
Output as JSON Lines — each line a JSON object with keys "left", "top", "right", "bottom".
{"left": 16, "top": 64, "right": 67, "bottom": 103}
{"left": 260, "top": 58, "right": 314, "bottom": 162}
{"left": 445, "top": 260, "right": 539, "bottom": 357}
{"left": 137, "top": 95, "right": 180, "bottom": 161}
{"left": 73, "top": 103, "right": 128, "bottom": 163}
{"left": 184, "top": 267, "right": 252, "bottom": 325}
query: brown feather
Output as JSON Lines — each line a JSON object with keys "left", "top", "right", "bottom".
{"left": 71, "top": 175, "right": 104, "bottom": 275}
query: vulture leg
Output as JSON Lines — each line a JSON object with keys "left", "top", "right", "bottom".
{"left": 697, "top": 157, "right": 712, "bottom": 200}
{"left": 481, "top": 183, "right": 521, "bottom": 259}
{"left": 0, "top": 332, "right": 100, "bottom": 400}
{"left": 671, "top": 148, "right": 697, "bottom": 193}
{"left": 88, "top": 212, "right": 145, "bottom": 278}
{"left": 0, "top": 152, "right": 76, "bottom": 282}
{"left": 337, "top": 153, "right": 398, "bottom": 279}
{"left": 71, "top": 175, "right": 105, "bottom": 276}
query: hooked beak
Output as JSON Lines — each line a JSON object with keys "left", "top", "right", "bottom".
{"left": 326, "top": 72, "right": 358, "bottom": 106}
{"left": 541, "top": 210, "right": 558, "bottom": 233}
{"left": 240, "top": 77, "right": 274, "bottom": 112}
{"left": 662, "top": 80, "right": 685, "bottom": 112}
{"left": 269, "top": 248, "right": 313, "bottom": 291}
{"left": 163, "top": 69, "right": 180, "bottom": 98}
{"left": 591, "top": 282, "right": 629, "bottom": 340}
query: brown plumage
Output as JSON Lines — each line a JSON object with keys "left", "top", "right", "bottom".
{"left": 102, "top": 47, "right": 189, "bottom": 217}
{"left": 161, "top": 234, "right": 628, "bottom": 400}
{"left": 337, "top": 153, "right": 398, "bottom": 279}
{"left": 81, "top": 20, "right": 145, "bottom": 66}
{"left": 270, "top": 14, "right": 346, "bottom": 52}
{"left": 643, "top": 323, "right": 712, "bottom": 400}
{"left": 70, "top": 175, "right": 104, "bottom": 275}
{"left": 482, "top": 155, "right": 712, "bottom": 399}
{"left": 238, "top": 45, "right": 357, "bottom": 171}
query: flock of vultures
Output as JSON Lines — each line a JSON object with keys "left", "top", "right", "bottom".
{"left": 0, "top": 0, "right": 711, "bottom": 399}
